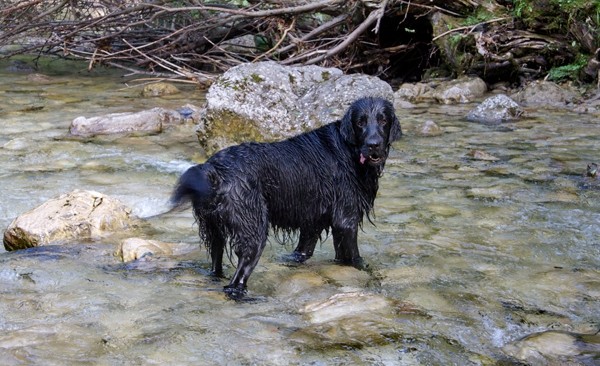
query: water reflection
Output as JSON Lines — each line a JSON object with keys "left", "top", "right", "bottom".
{"left": 0, "top": 60, "right": 599, "bottom": 365}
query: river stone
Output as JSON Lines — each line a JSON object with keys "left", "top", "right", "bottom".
{"left": 198, "top": 61, "right": 393, "bottom": 154}
{"left": 3, "top": 190, "right": 138, "bottom": 251}
{"left": 431, "top": 76, "right": 487, "bottom": 104}
{"left": 417, "top": 120, "right": 443, "bottom": 136}
{"left": 513, "top": 80, "right": 579, "bottom": 107}
{"left": 466, "top": 94, "right": 524, "bottom": 124}
{"left": 118, "top": 237, "right": 197, "bottom": 262}
{"left": 503, "top": 331, "right": 583, "bottom": 363}
{"left": 467, "top": 149, "right": 500, "bottom": 161}
{"left": 70, "top": 107, "right": 185, "bottom": 136}
{"left": 140, "top": 82, "right": 180, "bottom": 97}
{"left": 394, "top": 77, "right": 486, "bottom": 105}
{"left": 394, "top": 82, "right": 433, "bottom": 103}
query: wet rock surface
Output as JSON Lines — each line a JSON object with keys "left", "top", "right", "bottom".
{"left": 3, "top": 190, "right": 139, "bottom": 251}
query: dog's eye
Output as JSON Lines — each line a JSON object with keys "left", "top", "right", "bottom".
{"left": 378, "top": 118, "right": 387, "bottom": 126}
{"left": 356, "top": 116, "right": 367, "bottom": 128}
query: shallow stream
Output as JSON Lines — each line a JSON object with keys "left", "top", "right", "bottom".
{"left": 0, "top": 59, "right": 598, "bottom": 365}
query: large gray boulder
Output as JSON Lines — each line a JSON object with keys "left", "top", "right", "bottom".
{"left": 3, "top": 190, "right": 139, "bottom": 251}
{"left": 198, "top": 61, "right": 393, "bottom": 154}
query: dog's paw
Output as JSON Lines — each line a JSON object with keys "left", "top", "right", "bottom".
{"left": 223, "top": 284, "right": 247, "bottom": 300}
{"left": 281, "top": 251, "right": 310, "bottom": 264}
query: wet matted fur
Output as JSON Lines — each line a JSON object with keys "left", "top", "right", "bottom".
{"left": 172, "top": 97, "right": 402, "bottom": 299}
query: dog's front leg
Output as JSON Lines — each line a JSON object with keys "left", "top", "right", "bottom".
{"left": 332, "top": 223, "right": 363, "bottom": 268}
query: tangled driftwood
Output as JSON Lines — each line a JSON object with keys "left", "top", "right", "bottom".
{"left": 0, "top": 1, "right": 597, "bottom": 85}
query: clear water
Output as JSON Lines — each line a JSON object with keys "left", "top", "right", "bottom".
{"left": 0, "top": 59, "right": 598, "bottom": 365}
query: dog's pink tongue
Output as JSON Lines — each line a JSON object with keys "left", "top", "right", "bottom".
{"left": 360, "top": 153, "right": 366, "bottom": 164}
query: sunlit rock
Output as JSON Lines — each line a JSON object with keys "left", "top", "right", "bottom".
{"left": 69, "top": 107, "right": 194, "bottom": 137}
{"left": 140, "top": 82, "right": 180, "bottom": 97}
{"left": 118, "top": 237, "right": 196, "bottom": 262}
{"left": 3, "top": 190, "right": 139, "bottom": 251}
{"left": 466, "top": 94, "right": 523, "bottom": 124}
{"left": 198, "top": 61, "right": 393, "bottom": 154}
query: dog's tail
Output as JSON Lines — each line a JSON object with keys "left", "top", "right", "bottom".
{"left": 170, "top": 164, "right": 216, "bottom": 212}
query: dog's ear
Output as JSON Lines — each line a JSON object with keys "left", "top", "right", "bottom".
{"left": 389, "top": 113, "right": 403, "bottom": 142}
{"left": 340, "top": 105, "right": 356, "bottom": 144}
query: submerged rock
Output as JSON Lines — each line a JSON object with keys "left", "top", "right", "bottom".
{"left": 292, "top": 291, "right": 425, "bottom": 349}
{"left": 466, "top": 94, "right": 523, "bottom": 124}
{"left": 302, "top": 292, "right": 392, "bottom": 325}
{"left": 140, "top": 82, "right": 180, "bottom": 97}
{"left": 503, "top": 330, "right": 600, "bottom": 364}
{"left": 199, "top": 61, "right": 393, "bottom": 154}
{"left": 467, "top": 149, "right": 500, "bottom": 161}
{"left": 3, "top": 190, "right": 139, "bottom": 251}
{"left": 417, "top": 120, "right": 443, "bottom": 136}
{"left": 118, "top": 237, "right": 197, "bottom": 262}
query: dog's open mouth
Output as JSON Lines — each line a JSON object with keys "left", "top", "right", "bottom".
{"left": 360, "top": 153, "right": 383, "bottom": 165}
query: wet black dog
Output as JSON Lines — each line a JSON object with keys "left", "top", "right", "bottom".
{"left": 171, "top": 97, "right": 402, "bottom": 299}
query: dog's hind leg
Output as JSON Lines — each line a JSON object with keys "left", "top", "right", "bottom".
{"left": 224, "top": 239, "right": 266, "bottom": 299}
{"left": 222, "top": 189, "right": 269, "bottom": 299}
{"left": 205, "top": 221, "right": 226, "bottom": 277}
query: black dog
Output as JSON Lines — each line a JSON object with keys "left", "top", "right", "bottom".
{"left": 172, "top": 97, "right": 402, "bottom": 299}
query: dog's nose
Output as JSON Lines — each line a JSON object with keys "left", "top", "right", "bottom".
{"left": 365, "top": 135, "right": 383, "bottom": 149}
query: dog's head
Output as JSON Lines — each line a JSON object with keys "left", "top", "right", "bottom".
{"left": 340, "top": 97, "right": 402, "bottom": 170}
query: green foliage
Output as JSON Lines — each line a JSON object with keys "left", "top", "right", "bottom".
{"left": 462, "top": 9, "right": 496, "bottom": 27}
{"left": 513, "top": 0, "right": 533, "bottom": 18}
{"left": 512, "top": 0, "right": 599, "bottom": 20}
{"left": 546, "top": 54, "right": 588, "bottom": 81}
